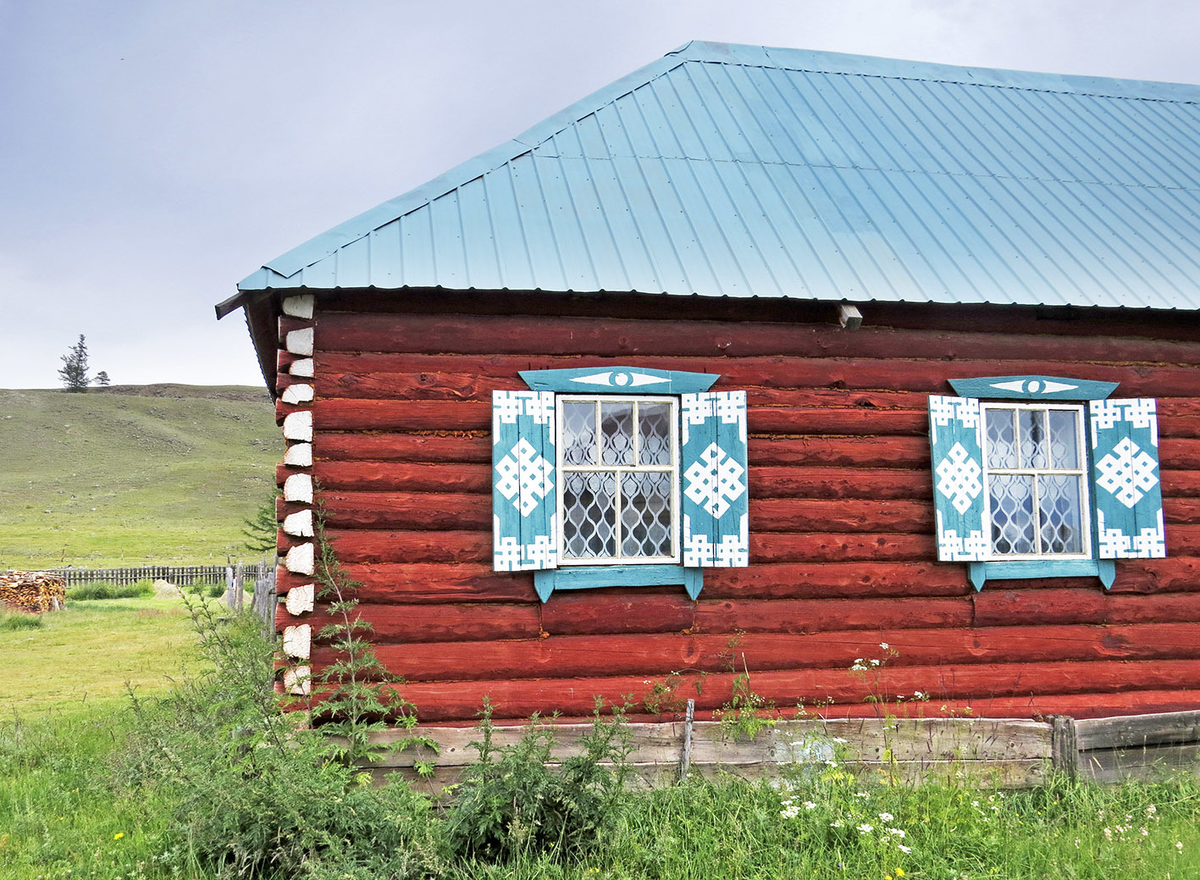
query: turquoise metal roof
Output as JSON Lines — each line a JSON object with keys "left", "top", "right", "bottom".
{"left": 235, "top": 41, "right": 1200, "bottom": 310}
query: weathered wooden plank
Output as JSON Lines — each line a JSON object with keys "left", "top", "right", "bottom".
{"left": 1080, "top": 743, "right": 1200, "bottom": 783}
{"left": 1074, "top": 710, "right": 1200, "bottom": 750}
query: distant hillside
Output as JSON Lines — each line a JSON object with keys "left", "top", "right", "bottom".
{"left": 0, "top": 385, "right": 280, "bottom": 569}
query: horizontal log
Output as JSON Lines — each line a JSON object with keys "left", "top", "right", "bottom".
{"left": 1107, "top": 557, "right": 1200, "bottom": 593}
{"left": 315, "top": 399, "right": 489, "bottom": 432}
{"left": 694, "top": 596, "right": 972, "bottom": 633}
{"left": 313, "top": 491, "right": 491, "bottom": 530}
{"left": 703, "top": 561, "right": 970, "bottom": 598}
{"left": 749, "top": 436, "right": 929, "bottom": 468}
{"left": 1075, "top": 709, "right": 1200, "bottom": 751}
{"left": 280, "top": 602, "right": 541, "bottom": 642}
{"left": 751, "top": 532, "right": 936, "bottom": 562}
{"left": 321, "top": 529, "right": 490, "bottom": 564}
{"left": 539, "top": 589, "right": 695, "bottom": 635}
{"left": 1080, "top": 742, "right": 1200, "bottom": 783}
{"left": 357, "top": 661, "right": 1200, "bottom": 722}
{"left": 316, "top": 433, "right": 490, "bottom": 464}
{"left": 310, "top": 460, "right": 491, "bottom": 492}
{"left": 314, "top": 311, "right": 1200, "bottom": 367}
{"left": 750, "top": 467, "right": 933, "bottom": 500}
{"left": 752, "top": 498, "right": 931, "bottom": 533}
{"left": 974, "top": 588, "right": 1200, "bottom": 627}
{"left": 321, "top": 623, "right": 1200, "bottom": 683}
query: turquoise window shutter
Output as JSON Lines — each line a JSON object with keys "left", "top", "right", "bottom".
{"left": 928, "top": 395, "right": 988, "bottom": 562}
{"left": 680, "top": 391, "right": 749, "bottom": 568}
{"left": 492, "top": 390, "right": 558, "bottom": 572}
{"left": 1089, "top": 398, "right": 1166, "bottom": 559}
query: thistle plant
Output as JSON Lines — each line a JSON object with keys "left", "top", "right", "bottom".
{"left": 309, "top": 500, "right": 428, "bottom": 765}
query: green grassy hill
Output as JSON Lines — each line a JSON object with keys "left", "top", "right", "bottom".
{"left": 0, "top": 385, "right": 280, "bottom": 569}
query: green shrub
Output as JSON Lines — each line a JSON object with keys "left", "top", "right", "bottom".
{"left": 119, "top": 598, "right": 446, "bottom": 878}
{"left": 446, "top": 700, "right": 632, "bottom": 863}
{"left": 66, "top": 579, "right": 154, "bottom": 600}
{"left": 0, "top": 609, "right": 44, "bottom": 630}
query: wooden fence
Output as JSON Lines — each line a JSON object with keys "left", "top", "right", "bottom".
{"left": 18, "top": 564, "right": 272, "bottom": 588}
{"left": 358, "top": 707, "right": 1200, "bottom": 793}
{"left": 224, "top": 561, "right": 277, "bottom": 635}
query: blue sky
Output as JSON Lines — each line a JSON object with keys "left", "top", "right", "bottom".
{"left": 3, "top": 0, "right": 1199, "bottom": 389}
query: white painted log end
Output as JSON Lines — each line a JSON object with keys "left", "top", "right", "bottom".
{"left": 285, "top": 582, "right": 315, "bottom": 615}
{"left": 283, "top": 665, "right": 312, "bottom": 695}
{"left": 289, "top": 357, "right": 315, "bottom": 378}
{"left": 283, "top": 508, "right": 314, "bottom": 538}
{"left": 283, "top": 624, "right": 312, "bottom": 659}
{"left": 283, "top": 442, "right": 313, "bottom": 467}
{"left": 283, "top": 473, "right": 313, "bottom": 504}
{"left": 282, "top": 294, "right": 315, "bottom": 320}
{"left": 282, "top": 410, "right": 313, "bottom": 442}
{"left": 284, "top": 542, "right": 315, "bottom": 575}
{"left": 281, "top": 383, "right": 314, "bottom": 405}
{"left": 286, "top": 326, "right": 314, "bottom": 356}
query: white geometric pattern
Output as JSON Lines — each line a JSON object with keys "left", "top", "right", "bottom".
{"left": 683, "top": 442, "right": 747, "bottom": 518}
{"left": 935, "top": 442, "right": 983, "bottom": 514}
{"left": 492, "top": 514, "right": 559, "bottom": 571}
{"left": 681, "top": 391, "right": 747, "bottom": 444}
{"left": 929, "top": 395, "right": 981, "bottom": 446}
{"left": 1095, "top": 437, "right": 1158, "bottom": 509}
{"left": 1097, "top": 509, "right": 1166, "bottom": 560}
{"left": 495, "top": 437, "right": 554, "bottom": 516}
{"left": 1091, "top": 398, "right": 1159, "bottom": 447}
{"left": 682, "top": 513, "right": 749, "bottom": 567}
{"left": 936, "top": 512, "right": 988, "bottom": 561}
{"left": 492, "top": 390, "right": 555, "bottom": 441}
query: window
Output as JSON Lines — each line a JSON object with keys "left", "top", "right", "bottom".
{"left": 559, "top": 396, "right": 679, "bottom": 565}
{"left": 491, "top": 367, "right": 749, "bottom": 601}
{"left": 981, "top": 402, "right": 1089, "bottom": 560}
{"left": 929, "top": 375, "right": 1165, "bottom": 590}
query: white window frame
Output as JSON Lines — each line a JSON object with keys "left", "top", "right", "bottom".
{"left": 980, "top": 401, "right": 1092, "bottom": 562}
{"left": 555, "top": 394, "right": 681, "bottom": 566}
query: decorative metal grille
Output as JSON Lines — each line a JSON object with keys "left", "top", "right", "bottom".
{"left": 558, "top": 396, "right": 679, "bottom": 564}
{"left": 981, "top": 404, "right": 1089, "bottom": 559}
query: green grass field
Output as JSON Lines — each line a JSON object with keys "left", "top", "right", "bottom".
{"left": 0, "top": 385, "right": 280, "bottom": 569}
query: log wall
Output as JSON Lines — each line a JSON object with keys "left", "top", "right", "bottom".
{"left": 271, "top": 293, "right": 1200, "bottom": 723}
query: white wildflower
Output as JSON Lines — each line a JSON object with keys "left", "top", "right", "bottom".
{"left": 803, "top": 801, "right": 817, "bottom": 810}
{"left": 878, "top": 812, "right": 894, "bottom": 822}
{"left": 887, "top": 827, "right": 905, "bottom": 839}
{"left": 898, "top": 844, "right": 912, "bottom": 854}
{"left": 857, "top": 823, "right": 874, "bottom": 834}
{"left": 880, "top": 642, "right": 889, "bottom": 650}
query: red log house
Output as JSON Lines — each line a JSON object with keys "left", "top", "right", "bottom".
{"left": 218, "top": 42, "right": 1200, "bottom": 723}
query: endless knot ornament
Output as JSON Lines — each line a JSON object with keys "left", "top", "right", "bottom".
{"left": 495, "top": 437, "right": 554, "bottom": 516}
{"left": 1095, "top": 437, "right": 1158, "bottom": 509}
{"left": 935, "top": 442, "right": 983, "bottom": 514}
{"left": 683, "top": 442, "right": 747, "bottom": 518}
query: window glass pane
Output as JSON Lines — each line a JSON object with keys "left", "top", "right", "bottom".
{"left": 990, "top": 474, "right": 1036, "bottom": 555}
{"left": 620, "top": 472, "right": 673, "bottom": 557}
{"left": 600, "top": 402, "right": 634, "bottom": 466}
{"left": 1019, "top": 409, "right": 1048, "bottom": 468}
{"left": 1038, "top": 474, "right": 1084, "bottom": 554}
{"left": 1046, "top": 410, "right": 1079, "bottom": 469}
{"left": 563, "top": 472, "right": 615, "bottom": 558}
{"left": 562, "top": 401, "right": 597, "bottom": 466}
{"left": 638, "top": 402, "right": 673, "bottom": 466}
{"left": 986, "top": 409, "right": 1017, "bottom": 469}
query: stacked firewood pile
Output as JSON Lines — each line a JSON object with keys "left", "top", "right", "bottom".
{"left": 0, "top": 571, "right": 67, "bottom": 613}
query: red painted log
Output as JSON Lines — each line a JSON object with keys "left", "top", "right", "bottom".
{"left": 314, "top": 491, "right": 491, "bottom": 530}
{"left": 1110, "top": 557, "right": 1200, "bottom": 593}
{"left": 702, "top": 562, "right": 970, "bottom": 599}
{"left": 316, "top": 434, "right": 490, "bottom": 464}
{"left": 358, "top": 660, "right": 1200, "bottom": 721}
{"left": 749, "top": 467, "right": 933, "bottom": 500}
{"left": 313, "top": 311, "right": 1200, "bottom": 367}
{"left": 275, "top": 563, "right": 533, "bottom": 603}
{"left": 693, "top": 597, "right": 973, "bottom": 633}
{"left": 279, "top": 602, "right": 541, "bottom": 642}
{"left": 310, "top": 461, "right": 492, "bottom": 492}
{"left": 321, "top": 529, "right": 491, "bottom": 564}
{"left": 752, "top": 498, "right": 932, "bottom": 533}
{"left": 322, "top": 623, "right": 1200, "bottom": 682}
{"left": 748, "top": 436, "right": 930, "bottom": 468}
{"left": 751, "top": 532, "right": 936, "bottom": 562}
{"left": 315, "top": 399, "right": 490, "bottom": 432}
{"left": 1160, "top": 471, "right": 1200, "bottom": 498}
{"left": 973, "top": 588, "right": 1109, "bottom": 627}
{"left": 540, "top": 590, "right": 695, "bottom": 635}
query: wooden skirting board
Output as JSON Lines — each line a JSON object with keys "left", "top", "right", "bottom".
{"left": 350, "top": 710, "right": 1200, "bottom": 794}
